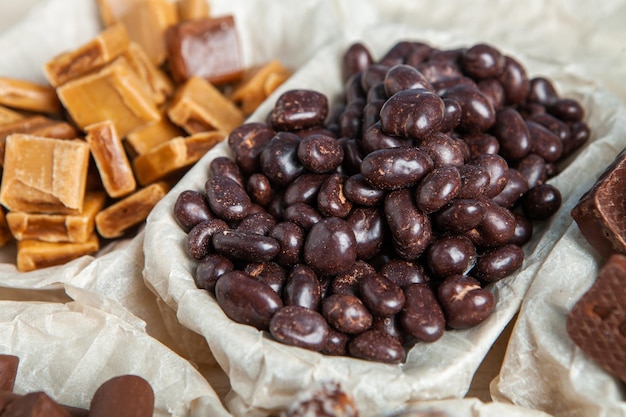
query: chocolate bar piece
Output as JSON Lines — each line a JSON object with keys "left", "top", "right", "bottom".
{"left": 1, "top": 392, "right": 72, "bottom": 417}
{"left": 89, "top": 375, "right": 154, "bottom": 417}
{"left": 571, "top": 149, "right": 626, "bottom": 259}
{"left": 0, "top": 354, "right": 19, "bottom": 392}
{"left": 566, "top": 253, "right": 626, "bottom": 383}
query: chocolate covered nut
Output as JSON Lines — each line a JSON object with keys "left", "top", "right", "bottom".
{"left": 195, "top": 253, "right": 233, "bottom": 292}
{"left": 297, "top": 134, "right": 344, "bottom": 173}
{"left": 379, "top": 88, "right": 444, "bottom": 139}
{"left": 566, "top": 254, "right": 626, "bottom": 383}
{"left": 215, "top": 270, "right": 283, "bottom": 330}
{"left": 437, "top": 274, "right": 495, "bottom": 329}
{"left": 186, "top": 219, "right": 229, "bottom": 260}
{"left": 342, "top": 42, "right": 373, "bottom": 82}
{"left": 426, "top": 235, "right": 476, "bottom": 278}
{"left": 89, "top": 375, "right": 154, "bottom": 417}
{"left": 491, "top": 108, "right": 531, "bottom": 161}
{"left": 400, "top": 283, "right": 445, "bottom": 343}
{"left": 0, "top": 354, "right": 18, "bottom": 392}
{"left": 304, "top": 217, "right": 357, "bottom": 275}
{"left": 270, "top": 305, "right": 330, "bottom": 351}
{"left": 385, "top": 189, "right": 432, "bottom": 260}
{"left": 571, "top": 150, "right": 626, "bottom": 259}
{"left": 442, "top": 84, "right": 495, "bottom": 132}
{"left": 317, "top": 174, "right": 352, "bottom": 218}
{"left": 228, "top": 123, "right": 276, "bottom": 175}
{"left": 323, "top": 294, "right": 372, "bottom": 334}
{"left": 283, "top": 264, "right": 322, "bottom": 310}
{"left": 206, "top": 176, "right": 251, "bottom": 222}
{"left": 415, "top": 166, "right": 461, "bottom": 213}
{"left": 260, "top": 132, "right": 304, "bottom": 187}
{"left": 346, "top": 207, "right": 385, "bottom": 260}
{"left": 361, "top": 147, "right": 433, "bottom": 191}
{"left": 270, "top": 89, "right": 328, "bottom": 131}
{"left": 460, "top": 43, "right": 505, "bottom": 79}
{"left": 473, "top": 244, "right": 524, "bottom": 283}
{"left": 522, "top": 183, "right": 562, "bottom": 220}
{"left": 359, "top": 273, "right": 405, "bottom": 316}
{"left": 173, "top": 190, "right": 213, "bottom": 232}
{"left": 348, "top": 329, "right": 405, "bottom": 364}
{"left": 213, "top": 230, "right": 280, "bottom": 263}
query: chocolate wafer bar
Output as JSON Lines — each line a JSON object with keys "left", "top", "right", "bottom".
{"left": 566, "top": 253, "right": 626, "bottom": 383}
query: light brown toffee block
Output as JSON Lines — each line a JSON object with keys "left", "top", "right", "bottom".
{"left": 57, "top": 57, "right": 160, "bottom": 137}
{"left": 231, "top": 59, "right": 291, "bottom": 116}
{"left": 6, "top": 191, "right": 106, "bottom": 243}
{"left": 168, "top": 76, "right": 243, "bottom": 134}
{"left": 16, "top": 233, "right": 99, "bottom": 272}
{"left": 0, "top": 134, "right": 90, "bottom": 214}
{"left": 0, "top": 77, "right": 60, "bottom": 114}
{"left": 133, "top": 130, "right": 224, "bottom": 186}
{"left": 85, "top": 121, "right": 136, "bottom": 198}
{"left": 177, "top": 0, "right": 210, "bottom": 21}
{"left": 0, "top": 210, "right": 12, "bottom": 248}
{"left": 0, "top": 105, "right": 23, "bottom": 124}
{"left": 95, "top": 181, "right": 169, "bottom": 238}
{"left": 121, "top": 42, "right": 174, "bottom": 105}
{"left": 44, "top": 23, "right": 131, "bottom": 87}
{"left": 125, "top": 111, "right": 184, "bottom": 156}
{"left": 96, "top": 0, "right": 145, "bottom": 27}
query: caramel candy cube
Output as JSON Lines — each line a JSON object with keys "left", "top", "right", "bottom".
{"left": 17, "top": 232, "right": 99, "bottom": 272}
{"left": 125, "top": 112, "right": 184, "bottom": 156}
{"left": 165, "top": 15, "right": 243, "bottom": 84}
{"left": 133, "top": 130, "right": 224, "bottom": 186}
{"left": 0, "top": 134, "right": 90, "bottom": 214}
{"left": 177, "top": 0, "right": 210, "bottom": 21}
{"left": 168, "top": 76, "right": 243, "bottom": 134}
{"left": 0, "top": 209, "right": 12, "bottom": 248}
{"left": 95, "top": 181, "right": 168, "bottom": 238}
{"left": 231, "top": 60, "right": 291, "bottom": 116}
{"left": 120, "top": 0, "right": 178, "bottom": 65}
{"left": 0, "top": 77, "right": 60, "bottom": 114}
{"left": 6, "top": 191, "right": 106, "bottom": 243}
{"left": 96, "top": 0, "right": 145, "bottom": 27}
{"left": 85, "top": 121, "right": 136, "bottom": 198}
{"left": 0, "top": 115, "right": 79, "bottom": 167}
{"left": 57, "top": 57, "right": 160, "bottom": 137}
{"left": 121, "top": 42, "right": 174, "bottom": 105}
{"left": 0, "top": 105, "right": 24, "bottom": 125}
{"left": 44, "top": 23, "right": 131, "bottom": 87}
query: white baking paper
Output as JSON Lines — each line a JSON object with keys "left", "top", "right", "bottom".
{"left": 0, "top": 300, "right": 232, "bottom": 417}
{"left": 142, "top": 17, "right": 626, "bottom": 417}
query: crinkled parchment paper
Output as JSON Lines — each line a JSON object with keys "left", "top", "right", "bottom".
{"left": 143, "top": 15, "right": 626, "bottom": 417}
{"left": 0, "top": 300, "right": 231, "bottom": 417}
{"left": 397, "top": 398, "right": 554, "bottom": 417}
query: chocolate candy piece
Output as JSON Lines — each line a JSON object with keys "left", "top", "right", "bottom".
{"left": 566, "top": 254, "right": 626, "bottom": 383}
{"left": 304, "top": 217, "right": 357, "bottom": 275}
{"left": 270, "top": 89, "right": 328, "bottom": 131}
{"left": 89, "top": 375, "right": 154, "bottom": 417}
{"left": 269, "top": 305, "right": 330, "bottom": 351}
{"left": 348, "top": 329, "right": 406, "bottom": 364}
{"left": 571, "top": 150, "right": 626, "bottom": 259}
{"left": 2, "top": 392, "right": 72, "bottom": 417}
{"left": 0, "top": 354, "right": 19, "bottom": 392}
{"left": 400, "top": 283, "right": 445, "bottom": 343}
{"left": 173, "top": 190, "right": 213, "bottom": 232}
{"left": 437, "top": 274, "right": 495, "bottom": 329}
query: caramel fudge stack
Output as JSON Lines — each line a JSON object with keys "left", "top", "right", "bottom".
{"left": 0, "top": 0, "right": 291, "bottom": 271}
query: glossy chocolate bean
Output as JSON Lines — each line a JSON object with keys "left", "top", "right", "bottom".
{"left": 522, "top": 183, "right": 562, "bottom": 220}
{"left": 473, "top": 244, "right": 524, "bottom": 283}
{"left": 426, "top": 235, "right": 476, "bottom": 278}
{"left": 260, "top": 132, "right": 304, "bottom": 187}
{"left": 284, "top": 264, "right": 322, "bottom": 310}
{"left": 491, "top": 108, "right": 531, "bottom": 161}
{"left": 462, "top": 132, "right": 499, "bottom": 158}
{"left": 284, "top": 203, "right": 323, "bottom": 230}
{"left": 195, "top": 253, "right": 233, "bottom": 292}
{"left": 212, "top": 230, "right": 280, "bottom": 262}
{"left": 347, "top": 207, "right": 385, "bottom": 260}
{"left": 362, "top": 99, "right": 384, "bottom": 131}
{"left": 209, "top": 156, "right": 244, "bottom": 187}
{"left": 245, "top": 261, "right": 286, "bottom": 294}
{"left": 270, "top": 222, "right": 305, "bottom": 266}
{"left": 379, "top": 41, "right": 425, "bottom": 66}
{"left": 342, "top": 42, "right": 373, "bottom": 81}
{"left": 400, "top": 283, "right": 445, "bottom": 342}
{"left": 509, "top": 212, "right": 534, "bottom": 246}
{"left": 317, "top": 174, "right": 352, "bottom": 218}
{"left": 372, "top": 314, "right": 405, "bottom": 343}
{"left": 563, "top": 121, "right": 590, "bottom": 157}
{"left": 348, "top": 329, "right": 405, "bottom": 364}
{"left": 384, "top": 64, "right": 433, "bottom": 96}
{"left": 405, "top": 42, "right": 434, "bottom": 67}
{"left": 384, "top": 189, "right": 432, "bottom": 260}
{"left": 269, "top": 306, "right": 330, "bottom": 351}
{"left": 359, "top": 273, "right": 405, "bottom": 316}
{"left": 206, "top": 176, "right": 252, "bottom": 222}
{"left": 548, "top": 98, "right": 584, "bottom": 122}
{"left": 527, "top": 77, "right": 559, "bottom": 106}
{"left": 515, "top": 153, "right": 547, "bottom": 188}
{"left": 345, "top": 73, "right": 366, "bottom": 105}
{"left": 379, "top": 259, "right": 430, "bottom": 288}
{"left": 270, "top": 89, "right": 328, "bottom": 131}
{"left": 415, "top": 166, "right": 461, "bottom": 213}
{"left": 432, "top": 198, "right": 485, "bottom": 234}
{"left": 497, "top": 55, "right": 530, "bottom": 105}
{"left": 227, "top": 122, "right": 276, "bottom": 175}
{"left": 340, "top": 137, "right": 363, "bottom": 175}
{"left": 529, "top": 113, "right": 571, "bottom": 142}
{"left": 367, "top": 82, "right": 388, "bottom": 103}
{"left": 460, "top": 43, "right": 505, "bottom": 79}
{"left": 331, "top": 260, "right": 376, "bottom": 296}
{"left": 457, "top": 164, "right": 490, "bottom": 199}
{"left": 473, "top": 198, "right": 516, "bottom": 248}
{"left": 304, "top": 217, "right": 357, "bottom": 275}
{"left": 417, "top": 60, "right": 463, "bottom": 83}
{"left": 186, "top": 219, "right": 229, "bottom": 259}
{"left": 419, "top": 132, "right": 465, "bottom": 168}
{"left": 360, "top": 64, "right": 390, "bottom": 92}
{"left": 247, "top": 173, "right": 273, "bottom": 207}
{"left": 343, "top": 174, "right": 386, "bottom": 206}
{"left": 215, "top": 270, "right": 283, "bottom": 330}
{"left": 469, "top": 153, "right": 509, "bottom": 197}
{"left": 442, "top": 84, "right": 495, "bottom": 132}
{"left": 174, "top": 190, "right": 213, "bottom": 232}
{"left": 283, "top": 173, "right": 328, "bottom": 206}
{"left": 323, "top": 293, "right": 372, "bottom": 334}
{"left": 492, "top": 168, "right": 529, "bottom": 208}
{"left": 379, "top": 89, "right": 445, "bottom": 139}
{"left": 440, "top": 97, "right": 462, "bottom": 132}
{"left": 361, "top": 147, "right": 433, "bottom": 190}
{"left": 437, "top": 274, "right": 495, "bottom": 329}
{"left": 526, "top": 120, "right": 563, "bottom": 162}
{"left": 478, "top": 78, "right": 505, "bottom": 111}
{"left": 297, "top": 134, "right": 344, "bottom": 173}
{"left": 322, "top": 328, "right": 350, "bottom": 356}
{"left": 339, "top": 106, "right": 363, "bottom": 140}
{"left": 360, "top": 121, "right": 413, "bottom": 155}
{"left": 236, "top": 212, "right": 276, "bottom": 236}
{"left": 432, "top": 76, "right": 477, "bottom": 95}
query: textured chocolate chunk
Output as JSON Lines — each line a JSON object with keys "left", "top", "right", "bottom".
{"left": 571, "top": 149, "right": 626, "bottom": 259}
{"left": 566, "top": 253, "right": 626, "bottom": 383}
{"left": 0, "top": 354, "right": 19, "bottom": 392}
